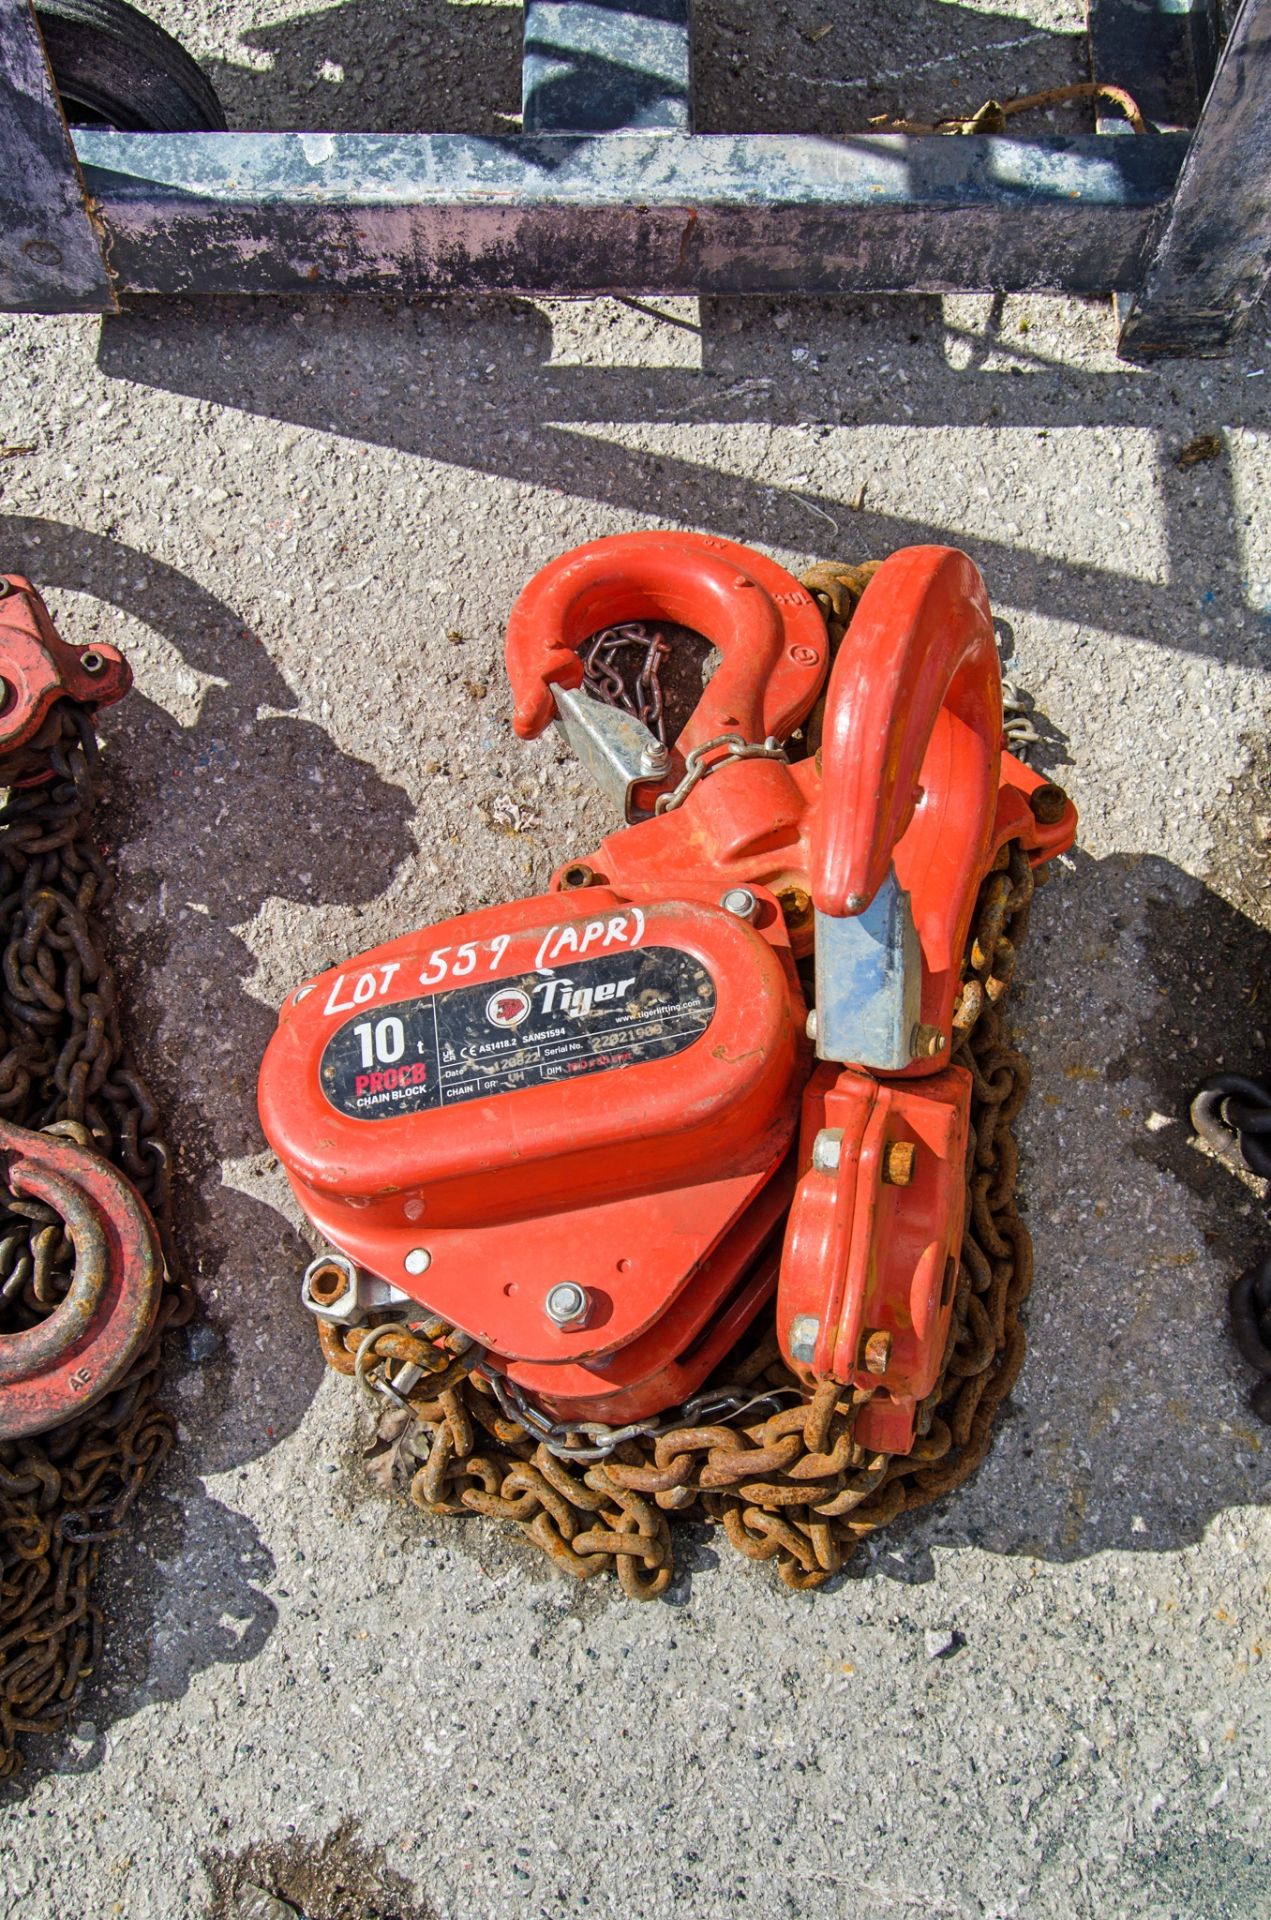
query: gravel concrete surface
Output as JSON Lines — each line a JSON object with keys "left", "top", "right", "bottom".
{"left": 2, "top": 3, "right": 1270, "bottom": 1917}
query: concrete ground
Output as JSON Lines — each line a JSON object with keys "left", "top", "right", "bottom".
{"left": 2, "top": 3, "right": 1270, "bottom": 1916}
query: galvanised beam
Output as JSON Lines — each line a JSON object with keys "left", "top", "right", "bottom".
{"left": 1119, "top": 0, "right": 1271, "bottom": 355}
{"left": 524, "top": 0, "right": 693, "bottom": 134}
{"left": 71, "top": 129, "right": 1187, "bottom": 301}
{"left": 0, "top": 0, "right": 114, "bottom": 312}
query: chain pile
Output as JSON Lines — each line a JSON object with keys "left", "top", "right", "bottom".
{"left": 325, "top": 829, "right": 1041, "bottom": 1596}
{"left": 0, "top": 705, "right": 186, "bottom": 1777}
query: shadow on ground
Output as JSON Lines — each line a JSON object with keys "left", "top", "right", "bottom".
{"left": 188, "top": 0, "right": 1088, "bottom": 140}
{"left": 0, "top": 514, "right": 417, "bottom": 1790}
{"left": 96, "top": 290, "right": 1269, "bottom": 671}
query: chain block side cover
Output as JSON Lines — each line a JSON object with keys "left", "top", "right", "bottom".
{"left": 779, "top": 1062, "right": 971, "bottom": 1455}
{"left": 259, "top": 888, "right": 808, "bottom": 1393}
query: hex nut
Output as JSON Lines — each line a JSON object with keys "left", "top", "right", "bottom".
{"left": 789, "top": 1313, "right": 820, "bottom": 1365}
{"left": 306, "top": 1259, "right": 353, "bottom": 1307}
{"left": 812, "top": 1127, "right": 843, "bottom": 1173}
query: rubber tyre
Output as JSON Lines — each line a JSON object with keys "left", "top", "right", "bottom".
{"left": 36, "top": 0, "right": 227, "bottom": 131}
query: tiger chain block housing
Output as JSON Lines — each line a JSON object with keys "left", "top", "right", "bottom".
{"left": 259, "top": 534, "right": 1075, "bottom": 1455}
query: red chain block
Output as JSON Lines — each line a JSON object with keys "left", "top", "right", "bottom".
{"left": 259, "top": 536, "right": 1076, "bottom": 1447}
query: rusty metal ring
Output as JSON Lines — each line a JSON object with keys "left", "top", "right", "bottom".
{"left": 0, "top": 1120, "right": 163, "bottom": 1440}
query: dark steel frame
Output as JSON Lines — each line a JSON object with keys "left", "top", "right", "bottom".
{"left": 1, "top": 0, "right": 1267, "bottom": 356}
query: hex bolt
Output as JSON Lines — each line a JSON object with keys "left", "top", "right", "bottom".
{"left": 811, "top": 1127, "right": 843, "bottom": 1173}
{"left": 789, "top": 1313, "right": 820, "bottom": 1364}
{"left": 911, "top": 1024, "right": 947, "bottom": 1058}
{"left": 559, "top": 862, "right": 596, "bottom": 891}
{"left": 882, "top": 1141, "right": 916, "bottom": 1186}
{"left": 640, "top": 742, "right": 671, "bottom": 776}
{"left": 721, "top": 886, "right": 759, "bottom": 922}
{"left": 545, "top": 1281, "right": 590, "bottom": 1330}
{"left": 863, "top": 1329, "right": 893, "bottom": 1375}
{"left": 404, "top": 1247, "right": 432, "bottom": 1276}
{"left": 1029, "top": 782, "right": 1069, "bottom": 826}
{"left": 79, "top": 650, "right": 106, "bottom": 676}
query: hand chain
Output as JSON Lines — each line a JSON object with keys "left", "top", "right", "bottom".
{"left": 0, "top": 705, "right": 186, "bottom": 1777}
{"left": 321, "top": 557, "right": 1049, "bottom": 1598}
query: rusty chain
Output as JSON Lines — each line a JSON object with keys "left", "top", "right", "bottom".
{"left": 320, "top": 561, "right": 1048, "bottom": 1597}
{"left": 0, "top": 704, "right": 186, "bottom": 1778}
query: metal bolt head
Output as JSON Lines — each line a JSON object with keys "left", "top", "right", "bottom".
{"left": 911, "top": 1023, "right": 946, "bottom": 1058}
{"left": 1028, "top": 782, "right": 1068, "bottom": 826}
{"left": 805, "top": 1009, "right": 818, "bottom": 1042}
{"left": 559, "top": 862, "right": 595, "bottom": 891}
{"left": 789, "top": 1313, "right": 820, "bottom": 1365}
{"left": 721, "top": 886, "right": 759, "bottom": 922}
{"left": 863, "top": 1329, "right": 893, "bottom": 1375}
{"left": 640, "top": 742, "right": 671, "bottom": 776}
{"left": 811, "top": 1127, "right": 843, "bottom": 1174}
{"left": 545, "top": 1282, "right": 590, "bottom": 1330}
{"left": 404, "top": 1247, "right": 432, "bottom": 1276}
{"left": 79, "top": 650, "right": 105, "bottom": 676}
{"left": 882, "top": 1141, "right": 917, "bottom": 1187}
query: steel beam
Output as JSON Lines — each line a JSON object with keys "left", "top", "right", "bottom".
{"left": 1119, "top": 0, "right": 1271, "bottom": 355}
{"left": 72, "top": 129, "right": 1186, "bottom": 300}
{"left": 523, "top": 0, "right": 693, "bottom": 134}
{"left": 0, "top": 0, "right": 114, "bottom": 312}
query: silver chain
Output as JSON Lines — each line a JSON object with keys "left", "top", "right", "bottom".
{"left": 654, "top": 733, "right": 789, "bottom": 815}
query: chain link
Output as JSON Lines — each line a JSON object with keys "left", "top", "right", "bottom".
{"left": 0, "top": 704, "right": 186, "bottom": 1777}
{"left": 581, "top": 623, "right": 671, "bottom": 749}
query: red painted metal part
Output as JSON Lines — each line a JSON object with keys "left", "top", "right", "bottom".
{"left": 811, "top": 547, "right": 999, "bottom": 919}
{"left": 779, "top": 1064, "right": 971, "bottom": 1454}
{"left": 260, "top": 535, "right": 1076, "bottom": 1445}
{"left": 0, "top": 1120, "right": 164, "bottom": 1440}
{"left": 0, "top": 576, "right": 131, "bottom": 771}
{"left": 506, "top": 529, "right": 829, "bottom": 753}
{"left": 259, "top": 892, "right": 809, "bottom": 1421}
